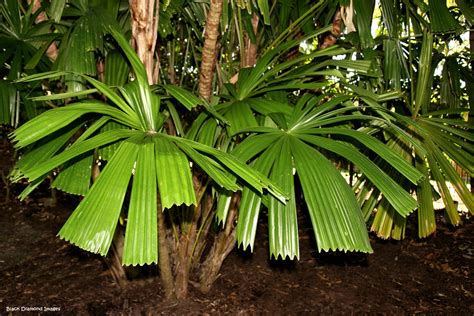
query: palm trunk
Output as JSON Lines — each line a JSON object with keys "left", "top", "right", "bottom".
{"left": 29, "top": 0, "right": 58, "bottom": 60}
{"left": 199, "top": 193, "right": 239, "bottom": 293}
{"left": 199, "top": 0, "right": 223, "bottom": 100}
{"left": 158, "top": 208, "right": 176, "bottom": 299}
{"left": 319, "top": 8, "right": 343, "bottom": 49}
{"left": 243, "top": 14, "right": 259, "bottom": 68}
{"left": 130, "top": 0, "right": 160, "bottom": 84}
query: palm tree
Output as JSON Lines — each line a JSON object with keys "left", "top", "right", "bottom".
{"left": 6, "top": 0, "right": 473, "bottom": 300}
{"left": 346, "top": 0, "right": 473, "bottom": 239}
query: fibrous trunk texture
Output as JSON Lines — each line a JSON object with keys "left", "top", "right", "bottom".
{"left": 319, "top": 8, "right": 343, "bottom": 49}
{"left": 199, "top": 193, "right": 239, "bottom": 293}
{"left": 199, "top": 0, "right": 223, "bottom": 100}
{"left": 158, "top": 209, "right": 176, "bottom": 299}
{"left": 243, "top": 14, "right": 259, "bottom": 68}
{"left": 130, "top": 0, "right": 159, "bottom": 84}
{"left": 104, "top": 230, "right": 128, "bottom": 288}
{"left": 174, "top": 234, "right": 191, "bottom": 299}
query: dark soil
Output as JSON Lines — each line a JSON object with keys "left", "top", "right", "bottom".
{"left": 1, "top": 133, "right": 473, "bottom": 315}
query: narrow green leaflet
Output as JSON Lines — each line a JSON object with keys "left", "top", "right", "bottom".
{"left": 174, "top": 137, "right": 287, "bottom": 203}
{"left": 236, "top": 140, "right": 281, "bottom": 252}
{"left": 413, "top": 31, "right": 433, "bottom": 116}
{"left": 108, "top": 26, "right": 156, "bottom": 131}
{"left": 51, "top": 152, "right": 93, "bottom": 196}
{"left": 123, "top": 140, "right": 158, "bottom": 265}
{"left": 290, "top": 137, "right": 372, "bottom": 253}
{"left": 371, "top": 198, "right": 406, "bottom": 240}
{"left": 0, "top": 81, "right": 15, "bottom": 125}
{"left": 11, "top": 101, "right": 139, "bottom": 148}
{"left": 300, "top": 135, "right": 418, "bottom": 217}
{"left": 427, "top": 140, "right": 474, "bottom": 215}
{"left": 162, "top": 84, "right": 202, "bottom": 110}
{"left": 48, "top": 0, "right": 66, "bottom": 23}
{"left": 166, "top": 102, "right": 184, "bottom": 136}
{"left": 58, "top": 141, "right": 139, "bottom": 255}
{"left": 225, "top": 101, "right": 258, "bottom": 136}
{"left": 246, "top": 98, "right": 293, "bottom": 116}
{"left": 231, "top": 132, "right": 282, "bottom": 162}
{"left": 176, "top": 141, "right": 239, "bottom": 191}
{"left": 16, "top": 129, "right": 140, "bottom": 182}
{"left": 415, "top": 158, "right": 436, "bottom": 238}
{"left": 257, "top": 0, "right": 270, "bottom": 25}
{"left": 307, "top": 128, "right": 424, "bottom": 185}
{"left": 11, "top": 108, "right": 84, "bottom": 149}
{"left": 154, "top": 136, "right": 196, "bottom": 209}
{"left": 30, "top": 89, "right": 98, "bottom": 101}
{"left": 11, "top": 124, "right": 80, "bottom": 181}
{"left": 196, "top": 118, "right": 218, "bottom": 146}
{"left": 215, "top": 189, "right": 234, "bottom": 226}
{"left": 429, "top": 0, "right": 462, "bottom": 33}
{"left": 104, "top": 50, "right": 130, "bottom": 87}
{"left": 268, "top": 137, "right": 298, "bottom": 260}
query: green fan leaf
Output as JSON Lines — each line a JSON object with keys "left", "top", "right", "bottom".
{"left": 236, "top": 140, "right": 280, "bottom": 252}
{"left": 16, "top": 129, "right": 141, "bottom": 182}
{"left": 268, "top": 137, "right": 298, "bottom": 260}
{"left": 10, "top": 101, "right": 139, "bottom": 148}
{"left": 58, "top": 141, "right": 139, "bottom": 255}
{"left": 123, "top": 140, "right": 158, "bottom": 266}
{"left": 176, "top": 141, "right": 239, "bottom": 191}
{"left": 307, "top": 128, "right": 424, "bottom": 185}
{"left": 51, "top": 152, "right": 93, "bottom": 196}
{"left": 174, "top": 137, "right": 287, "bottom": 203}
{"left": 154, "top": 136, "right": 196, "bottom": 209}
{"left": 415, "top": 158, "right": 437, "bottom": 238}
{"left": 290, "top": 137, "right": 372, "bottom": 253}
{"left": 300, "top": 135, "right": 418, "bottom": 217}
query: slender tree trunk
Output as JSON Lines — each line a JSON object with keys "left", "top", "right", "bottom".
{"left": 243, "top": 14, "right": 259, "bottom": 68}
{"left": 158, "top": 208, "right": 176, "bottom": 299}
{"left": 130, "top": 0, "right": 160, "bottom": 84}
{"left": 199, "top": 0, "right": 223, "bottom": 100}
{"left": 228, "top": 13, "right": 259, "bottom": 84}
{"left": 29, "top": 0, "right": 58, "bottom": 60}
{"left": 319, "top": 8, "right": 343, "bottom": 49}
{"left": 174, "top": 234, "right": 191, "bottom": 299}
{"left": 199, "top": 193, "right": 239, "bottom": 293}
{"left": 129, "top": 0, "right": 178, "bottom": 300}
{"left": 105, "top": 230, "right": 128, "bottom": 288}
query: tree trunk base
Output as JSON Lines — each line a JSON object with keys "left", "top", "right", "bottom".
{"left": 199, "top": 229, "right": 236, "bottom": 293}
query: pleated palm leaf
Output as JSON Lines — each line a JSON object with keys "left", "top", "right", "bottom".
{"left": 52, "top": 0, "right": 125, "bottom": 92}
{"left": 361, "top": 87, "right": 474, "bottom": 239}
{"left": 355, "top": 3, "right": 474, "bottom": 239}
{"left": 219, "top": 93, "right": 424, "bottom": 259}
{"left": 187, "top": 25, "right": 376, "bottom": 144}
{"left": 10, "top": 25, "right": 286, "bottom": 266}
{"left": 0, "top": 0, "right": 56, "bottom": 126}
{"left": 182, "top": 23, "right": 423, "bottom": 258}
{"left": 358, "top": 96, "right": 474, "bottom": 240}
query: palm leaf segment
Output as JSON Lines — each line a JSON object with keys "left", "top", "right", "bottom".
{"left": 361, "top": 1, "right": 474, "bottom": 239}
{"left": 10, "top": 26, "right": 286, "bottom": 266}
{"left": 229, "top": 94, "right": 424, "bottom": 259}
{"left": 0, "top": 0, "right": 55, "bottom": 125}
{"left": 187, "top": 31, "right": 422, "bottom": 259}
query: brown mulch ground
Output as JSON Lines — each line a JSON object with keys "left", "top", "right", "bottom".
{"left": 0, "top": 132, "right": 472, "bottom": 315}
